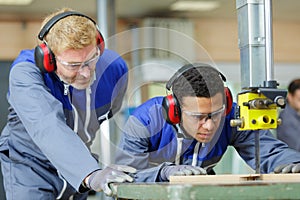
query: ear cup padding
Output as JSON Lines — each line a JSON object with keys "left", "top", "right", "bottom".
{"left": 162, "top": 94, "right": 181, "bottom": 124}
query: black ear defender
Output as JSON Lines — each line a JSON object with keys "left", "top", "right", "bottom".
{"left": 34, "top": 11, "right": 105, "bottom": 73}
{"left": 162, "top": 63, "right": 233, "bottom": 125}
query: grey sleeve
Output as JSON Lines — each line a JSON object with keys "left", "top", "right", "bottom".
{"left": 115, "top": 115, "right": 165, "bottom": 182}
{"left": 115, "top": 116, "right": 150, "bottom": 169}
{"left": 231, "top": 128, "right": 300, "bottom": 173}
{"left": 9, "top": 63, "right": 99, "bottom": 190}
{"left": 134, "top": 162, "right": 174, "bottom": 182}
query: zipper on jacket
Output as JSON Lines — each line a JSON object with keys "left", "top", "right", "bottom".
{"left": 63, "top": 82, "right": 92, "bottom": 143}
{"left": 63, "top": 83, "right": 79, "bottom": 133}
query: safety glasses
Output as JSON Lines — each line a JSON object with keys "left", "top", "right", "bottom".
{"left": 183, "top": 105, "right": 225, "bottom": 124}
{"left": 56, "top": 47, "right": 100, "bottom": 72}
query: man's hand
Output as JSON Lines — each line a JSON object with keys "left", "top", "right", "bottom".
{"left": 160, "top": 165, "right": 207, "bottom": 181}
{"left": 86, "top": 164, "right": 136, "bottom": 196}
{"left": 274, "top": 163, "right": 300, "bottom": 173}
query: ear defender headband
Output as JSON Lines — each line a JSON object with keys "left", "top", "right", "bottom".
{"left": 34, "top": 11, "right": 105, "bottom": 73}
{"left": 162, "top": 64, "right": 233, "bottom": 125}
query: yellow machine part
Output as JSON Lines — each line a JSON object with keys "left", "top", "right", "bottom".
{"left": 237, "top": 92, "right": 278, "bottom": 130}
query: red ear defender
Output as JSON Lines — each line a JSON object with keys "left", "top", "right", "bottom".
{"left": 224, "top": 87, "right": 233, "bottom": 115}
{"left": 96, "top": 30, "right": 105, "bottom": 56}
{"left": 162, "top": 94, "right": 181, "bottom": 124}
{"left": 34, "top": 43, "right": 56, "bottom": 73}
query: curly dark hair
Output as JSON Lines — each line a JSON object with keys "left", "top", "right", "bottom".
{"left": 171, "top": 63, "right": 225, "bottom": 105}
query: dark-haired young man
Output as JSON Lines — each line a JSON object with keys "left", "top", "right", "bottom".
{"left": 115, "top": 63, "right": 300, "bottom": 182}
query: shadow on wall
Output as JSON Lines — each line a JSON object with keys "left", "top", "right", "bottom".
{"left": 0, "top": 61, "right": 12, "bottom": 200}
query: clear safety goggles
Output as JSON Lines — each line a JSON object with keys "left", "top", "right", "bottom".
{"left": 56, "top": 47, "right": 100, "bottom": 72}
{"left": 182, "top": 104, "right": 225, "bottom": 124}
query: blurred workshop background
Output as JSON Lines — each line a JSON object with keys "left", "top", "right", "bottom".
{"left": 0, "top": 0, "right": 300, "bottom": 199}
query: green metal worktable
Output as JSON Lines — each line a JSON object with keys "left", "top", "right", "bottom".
{"left": 112, "top": 182, "right": 300, "bottom": 200}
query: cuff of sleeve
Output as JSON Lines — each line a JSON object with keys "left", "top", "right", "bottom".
{"left": 78, "top": 182, "right": 90, "bottom": 193}
{"left": 78, "top": 169, "right": 101, "bottom": 193}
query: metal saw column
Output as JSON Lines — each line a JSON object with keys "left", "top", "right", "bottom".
{"left": 236, "top": 0, "right": 266, "bottom": 89}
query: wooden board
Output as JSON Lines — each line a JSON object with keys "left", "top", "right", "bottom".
{"left": 170, "top": 173, "right": 300, "bottom": 184}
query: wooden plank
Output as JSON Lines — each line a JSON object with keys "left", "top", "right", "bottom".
{"left": 170, "top": 173, "right": 300, "bottom": 184}
{"left": 261, "top": 173, "right": 300, "bottom": 182}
